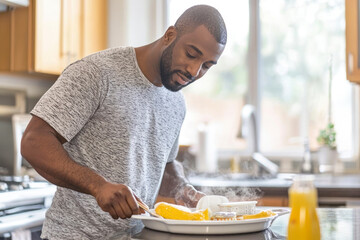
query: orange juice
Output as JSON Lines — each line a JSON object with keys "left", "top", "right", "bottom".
{"left": 287, "top": 175, "right": 320, "bottom": 240}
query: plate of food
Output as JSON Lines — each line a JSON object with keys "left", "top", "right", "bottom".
{"left": 132, "top": 196, "right": 290, "bottom": 235}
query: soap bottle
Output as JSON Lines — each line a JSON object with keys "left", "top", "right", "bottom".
{"left": 287, "top": 175, "right": 321, "bottom": 240}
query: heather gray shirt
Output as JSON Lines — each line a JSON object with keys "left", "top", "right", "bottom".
{"left": 31, "top": 47, "right": 185, "bottom": 239}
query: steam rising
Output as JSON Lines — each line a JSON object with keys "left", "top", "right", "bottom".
{"left": 200, "top": 186, "right": 263, "bottom": 202}
{"left": 177, "top": 147, "right": 264, "bottom": 205}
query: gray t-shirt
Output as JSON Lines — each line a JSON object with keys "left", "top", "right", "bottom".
{"left": 31, "top": 47, "right": 186, "bottom": 239}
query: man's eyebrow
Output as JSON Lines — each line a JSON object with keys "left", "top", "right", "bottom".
{"left": 189, "top": 45, "right": 203, "bottom": 56}
{"left": 189, "top": 45, "right": 217, "bottom": 65}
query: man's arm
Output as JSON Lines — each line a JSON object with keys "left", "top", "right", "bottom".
{"left": 21, "top": 115, "right": 142, "bottom": 219}
{"left": 157, "top": 160, "right": 205, "bottom": 207}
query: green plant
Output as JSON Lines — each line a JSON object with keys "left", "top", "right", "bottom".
{"left": 317, "top": 122, "right": 337, "bottom": 149}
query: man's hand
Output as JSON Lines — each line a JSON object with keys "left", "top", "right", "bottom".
{"left": 94, "top": 182, "right": 144, "bottom": 219}
{"left": 174, "top": 183, "right": 206, "bottom": 208}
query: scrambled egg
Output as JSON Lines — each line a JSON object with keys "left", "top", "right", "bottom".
{"left": 242, "top": 210, "right": 276, "bottom": 220}
{"left": 155, "top": 202, "right": 210, "bottom": 221}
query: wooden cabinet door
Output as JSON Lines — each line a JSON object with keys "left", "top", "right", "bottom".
{"left": 346, "top": 0, "right": 360, "bottom": 83}
{"left": 257, "top": 196, "right": 288, "bottom": 207}
{"left": 34, "top": 0, "right": 107, "bottom": 75}
{"left": 8, "top": 0, "right": 107, "bottom": 75}
{"left": 0, "top": 11, "right": 11, "bottom": 71}
{"left": 0, "top": 7, "right": 28, "bottom": 72}
{"left": 83, "top": 0, "right": 107, "bottom": 56}
{"left": 34, "top": 0, "right": 63, "bottom": 74}
{"left": 34, "top": 0, "right": 82, "bottom": 75}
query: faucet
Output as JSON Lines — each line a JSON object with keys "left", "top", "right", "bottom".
{"left": 238, "top": 104, "right": 279, "bottom": 178}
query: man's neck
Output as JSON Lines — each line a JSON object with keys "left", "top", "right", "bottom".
{"left": 134, "top": 42, "right": 163, "bottom": 87}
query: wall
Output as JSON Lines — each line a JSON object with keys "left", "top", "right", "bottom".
{"left": 107, "top": 0, "right": 167, "bottom": 48}
{"left": 0, "top": 73, "right": 54, "bottom": 175}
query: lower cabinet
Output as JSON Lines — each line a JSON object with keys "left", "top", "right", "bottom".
{"left": 257, "top": 196, "right": 289, "bottom": 207}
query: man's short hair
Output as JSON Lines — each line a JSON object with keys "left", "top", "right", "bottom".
{"left": 174, "top": 5, "right": 227, "bottom": 45}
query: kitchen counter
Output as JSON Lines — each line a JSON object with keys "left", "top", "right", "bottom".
{"left": 108, "top": 208, "right": 360, "bottom": 240}
{"left": 188, "top": 173, "right": 360, "bottom": 206}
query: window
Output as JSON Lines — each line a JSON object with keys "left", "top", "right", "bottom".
{"left": 167, "top": 0, "right": 357, "bottom": 163}
{"left": 258, "top": 0, "right": 353, "bottom": 158}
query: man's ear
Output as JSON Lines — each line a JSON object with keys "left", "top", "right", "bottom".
{"left": 163, "top": 26, "right": 177, "bottom": 45}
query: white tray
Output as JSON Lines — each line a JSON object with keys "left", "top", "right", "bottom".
{"left": 132, "top": 209, "right": 289, "bottom": 235}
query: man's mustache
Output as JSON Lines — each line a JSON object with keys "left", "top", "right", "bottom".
{"left": 174, "top": 70, "right": 195, "bottom": 83}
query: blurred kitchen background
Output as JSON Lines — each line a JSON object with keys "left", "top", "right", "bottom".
{"left": 2, "top": 0, "right": 358, "bottom": 175}
{"left": 1, "top": 0, "right": 360, "bottom": 238}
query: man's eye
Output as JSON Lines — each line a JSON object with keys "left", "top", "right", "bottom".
{"left": 186, "top": 52, "right": 195, "bottom": 59}
{"left": 202, "top": 64, "right": 210, "bottom": 70}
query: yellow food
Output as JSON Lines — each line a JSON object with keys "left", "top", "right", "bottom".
{"left": 155, "top": 202, "right": 210, "bottom": 221}
{"left": 242, "top": 210, "right": 276, "bottom": 220}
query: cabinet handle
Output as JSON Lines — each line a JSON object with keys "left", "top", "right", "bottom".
{"left": 348, "top": 52, "right": 354, "bottom": 74}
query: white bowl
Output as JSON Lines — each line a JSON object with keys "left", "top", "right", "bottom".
{"left": 196, "top": 195, "right": 229, "bottom": 213}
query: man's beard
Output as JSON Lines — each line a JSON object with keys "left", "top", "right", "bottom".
{"left": 160, "top": 40, "right": 194, "bottom": 92}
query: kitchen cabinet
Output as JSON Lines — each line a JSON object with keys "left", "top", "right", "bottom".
{"left": 0, "top": 7, "right": 28, "bottom": 72}
{"left": 1, "top": 0, "right": 107, "bottom": 75}
{"left": 257, "top": 196, "right": 288, "bottom": 207}
{"left": 345, "top": 0, "right": 360, "bottom": 83}
{"left": 0, "top": 10, "right": 11, "bottom": 71}
{"left": 31, "top": 0, "right": 107, "bottom": 75}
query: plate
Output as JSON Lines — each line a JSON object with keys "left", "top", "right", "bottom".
{"left": 132, "top": 209, "right": 289, "bottom": 235}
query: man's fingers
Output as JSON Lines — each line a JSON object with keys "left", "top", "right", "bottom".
{"left": 120, "top": 199, "right": 134, "bottom": 218}
{"left": 117, "top": 188, "right": 139, "bottom": 217}
{"left": 114, "top": 202, "right": 130, "bottom": 219}
{"left": 109, "top": 206, "right": 119, "bottom": 219}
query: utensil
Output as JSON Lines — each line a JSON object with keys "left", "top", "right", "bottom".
{"left": 136, "top": 200, "right": 163, "bottom": 219}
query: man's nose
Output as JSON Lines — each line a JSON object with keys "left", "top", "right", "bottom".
{"left": 186, "top": 63, "right": 202, "bottom": 79}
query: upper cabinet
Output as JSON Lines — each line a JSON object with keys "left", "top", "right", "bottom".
{"left": 32, "top": 0, "right": 107, "bottom": 75}
{"left": 346, "top": 0, "right": 360, "bottom": 83}
{"left": 0, "top": 0, "right": 107, "bottom": 75}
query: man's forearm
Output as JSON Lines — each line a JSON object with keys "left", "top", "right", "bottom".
{"left": 158, "top": 160, "right": 205, "bottom": 207}
{"left": 158, "top": 160, "right": 188, "bottom": 198}
{"left": 32, "top": 157, "right": 106, "bottom": 195}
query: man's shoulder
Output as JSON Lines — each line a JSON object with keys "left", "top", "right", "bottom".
{"left": 84, "top": 46, "right": 133, "bottom": 61}
{"left": 79, "top": 46, "right": 134, "bottom": 71}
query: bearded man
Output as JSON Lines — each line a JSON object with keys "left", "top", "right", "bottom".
{"left": 21, "top": 4, "right": 227, "bottom": 239}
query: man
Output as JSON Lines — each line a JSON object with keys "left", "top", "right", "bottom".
{"left": 21, "top": 4, "right": 227, "bottom": 239}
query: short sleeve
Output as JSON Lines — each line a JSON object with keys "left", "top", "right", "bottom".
{"left": 31, "top": 60, "right": 107, "bottom": 141}
{"left": 167, "top": 134, "right": 180, "bottom": 163}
